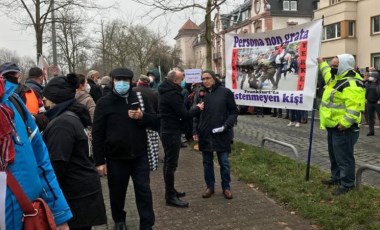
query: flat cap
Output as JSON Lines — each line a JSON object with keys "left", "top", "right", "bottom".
{"left": 110, "top": 68, "right": 134, "bottom": 78}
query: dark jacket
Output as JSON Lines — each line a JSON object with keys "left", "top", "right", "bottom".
{"left": 133, "top": 84, "right": 159, "bottom": 114}
{"left": 193, "top": 83, "right": 238, "bottom": 152}
{"left": 92, "top": 90, "right": 158, "bottom": 165}
{"left": 158, "top": 79, "right": 201, "bottom": 134}
{"left": 88, "top": 78, "right": 103, "bottom": 103}
{"left": 25, "top": 79, "right": 43, "bottom": 99}
{"left": 43, "top": 101, "right": 106, "bottom": 228}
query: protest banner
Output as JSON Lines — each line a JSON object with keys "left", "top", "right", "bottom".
{"left": 184, "top": 69, "right": 202, "bottom": 83}
{"left": 225, "top": 19, "right": 323, "bottom": 111}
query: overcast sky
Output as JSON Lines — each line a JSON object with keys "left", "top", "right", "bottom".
{"left": 0, "top": 1, "right": 241, "bottom": 60}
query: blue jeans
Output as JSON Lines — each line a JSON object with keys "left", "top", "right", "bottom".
{"left": 202, "top": 151, "right": 231, "bottom": 190}
{"left": 327, "top": 126, "right": 360, "bottom": 188}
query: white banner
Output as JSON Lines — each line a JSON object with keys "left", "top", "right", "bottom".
{"left": 225, "top": 19, "right": 323, "bottom": 111}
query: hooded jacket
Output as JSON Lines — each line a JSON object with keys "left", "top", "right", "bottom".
{"left": 147, "top": 69, "right": 161, "bottom": 89}
{"left": 319, "top": 54, "right": 365, "bottom": 129}
{"left": 92, "top": 90, "right": 158, "bottom": 165}
{"left": 158, "top": 79, "right": 200, "bottom": 134}
{"left": 1, "top": 81, "right": 72, "bottom": 230}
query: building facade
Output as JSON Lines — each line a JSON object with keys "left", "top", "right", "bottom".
{"left": 174, "top": 19, "right": 208, "bottom": 70}
{"left": 314, "top": 0, "right": 380, "bottom": 70}
{"left": 213, "top": 0, "right": 317, "bottom": 75}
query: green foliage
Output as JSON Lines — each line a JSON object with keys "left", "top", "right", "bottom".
{"left": 230, "top": 141, "right": 380, "bottom": 230}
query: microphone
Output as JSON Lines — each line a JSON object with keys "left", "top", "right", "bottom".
{"left": 198, "top": 89, "right": 205, "bottom": 102}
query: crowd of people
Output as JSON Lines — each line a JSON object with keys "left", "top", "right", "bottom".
{"left": 0, "top": 51, "right": 378, "bottom": 229}
{"left": 0, "top": 63, "right": 237, "bottom": 230}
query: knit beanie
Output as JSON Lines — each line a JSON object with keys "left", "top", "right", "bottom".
{"left": 202, "top": 70, "right": 217, "bottom": 80}
{"left": 43, "top": 73, "right": 79, "bottom": 104}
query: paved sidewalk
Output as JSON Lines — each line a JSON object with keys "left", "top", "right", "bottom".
{"left": 95, "top": 143, "right": 316, "bottom": 229}
{"left": 93, "top": 114, "right": 380, "bottom": 229}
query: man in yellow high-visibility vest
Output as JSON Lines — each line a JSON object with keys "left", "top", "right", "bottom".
{"left": 317, "top": 54, "right": 365, "bottom": 196}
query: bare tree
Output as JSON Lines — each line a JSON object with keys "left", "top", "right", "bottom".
{"left": 0, "top": 0, "right": 107, "bottom": 62}
{"left": 53, "top": 7, "right": 91, "bottom": 73}
{"left": 132, "top": 0, "right": 227, "bottom": 69}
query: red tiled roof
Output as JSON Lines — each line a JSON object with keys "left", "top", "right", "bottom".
{"left": 179, "top": 19, "right": 200, "bottom": 31}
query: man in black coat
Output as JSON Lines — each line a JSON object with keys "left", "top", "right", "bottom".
{"left": 193, "top": 70, "right": 238, "bottom": 200}
{"left": 158, "top": 68, "right": 204, "bottom": 208}
{"left": 92, "top": 68, "right": 157, "bottom": 230}
{"left": 87, "top": 70, "right": 103, "bottom": 103}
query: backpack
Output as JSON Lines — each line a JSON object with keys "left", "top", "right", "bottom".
{"left": 0, "top": 80, "right": 17, "bottom": 170}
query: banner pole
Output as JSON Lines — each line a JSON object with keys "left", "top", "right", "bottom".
{"left": 305, "top": 99, "right": 316, "bottom": 181}
{"left": 305, "top": 18, "right": 324, "bottom": 181}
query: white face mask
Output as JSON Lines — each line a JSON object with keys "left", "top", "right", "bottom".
{"left": 85, "top": 83, "right": 91, "bottom": 93}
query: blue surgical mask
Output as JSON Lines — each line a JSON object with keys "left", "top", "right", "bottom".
{"left": 180, "top": 80, "right": 186, "bottom": 89}
{"left": 114, "top": 81, "right": 130, "bottom": 95}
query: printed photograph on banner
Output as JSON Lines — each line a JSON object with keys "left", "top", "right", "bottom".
{"left": 225, "top": 20, "right": 323, "bottom": 111}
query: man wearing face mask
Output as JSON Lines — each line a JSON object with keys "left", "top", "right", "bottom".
{"left": 365, "top": 69, "right": 380, "bottom": 136}
{"left": 317, "top": 54, "right": 365, "bottom": 196}
{"left": 92, "top": 68, "right": 157, "bottom": 230}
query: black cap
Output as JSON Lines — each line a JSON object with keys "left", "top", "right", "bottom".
{"left": 110, "top": 68, "right": 134, "bottom": 79}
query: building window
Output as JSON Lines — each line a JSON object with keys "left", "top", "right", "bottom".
{"left": 348, "top": 21, "right": 355, "bottom": 37}
{"left": 283, "top": 1, "right": 297, "bottom": 11}
{"left": 372, "top": 16, "right": 380, "bottom": 34}
{"left": 330, "top": 0, "right": 341, "bottom": 5}
{"left": 373, "top": 53, "right": 380, "bottom": 70}
{"left": 323, "top": 23, "right": 341, "bottom": 40}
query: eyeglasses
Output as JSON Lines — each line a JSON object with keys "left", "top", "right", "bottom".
{"left": 201, "top": 77, "right": 212, "bottom": 81}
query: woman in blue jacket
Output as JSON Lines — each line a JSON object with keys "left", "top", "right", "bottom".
{"left": 0, "top": 63, "right": 72, "bottom": 230}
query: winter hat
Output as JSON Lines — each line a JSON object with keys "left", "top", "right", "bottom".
{"left": 110, "top": 68, "right": 134, "bottom": 79}
{"left": 100, "top": 76, "right": 111, "bottom": 86}
{"left": 43, "top": 73, "right": 80, "bottom": 104}
{"left": 202, "top": 70, "right": 217, "bottom": 80}
{"left": 0, "top": 63, "right": 21, "bottom": 75}
{"left": 139, "top": 75, "right": 150, "bottom": 84}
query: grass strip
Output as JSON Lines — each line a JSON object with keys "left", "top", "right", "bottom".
{"left": 229, "top": 141, "right": 380, "bottom": 230}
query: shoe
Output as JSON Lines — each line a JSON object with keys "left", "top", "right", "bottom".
{"left": 114, "top": 221, "right": 127, "bottom": 230}
{"left": 223, "top": 189, "right": 233, "bottom": 199}
{"left": 283, "top": 116, "right": 289, "bottom": 119}
{"left": 332, "top": 186, "right": 353, "bottom": 196}
{"left": 270, "top": 114, "right": 277, "bottom": 117}
{"left": 175, "top": 190, "right": 186, "bottom": 198}
{"left": 287, "top": 122, "right": 295, "bottom": 127}
{"left": 321, "top": 179, "right": 339, "bottom": 186}
{"left": 181, "top": 143, "right": 187, "bottom": 148}
{"left": 295, "top": 122, "right": 300, "bottom": 127}
{"left": 166, "top": 197, "right": 189, "bottom": 208}
{"left": 367, "top": 132, "right": 375, "bottom": 136}
{"left": 202, "top": 188, "right": 215, "bottom": 198}
{"left": 277, "top": 114, "right": 282, "bottom": 118}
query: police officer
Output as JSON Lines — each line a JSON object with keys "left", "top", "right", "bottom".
{"left": 318, "top": 54, "right": 365, "bottom": 196}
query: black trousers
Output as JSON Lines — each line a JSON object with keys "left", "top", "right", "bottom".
{"left": 107, "top": 156, "right": 155, "bottom": 229}
{"left": 161, "top": 133, "right": 182, "bottom": 199}
{"left": 367, "top": 102, "right": 380, "bottom": 133}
